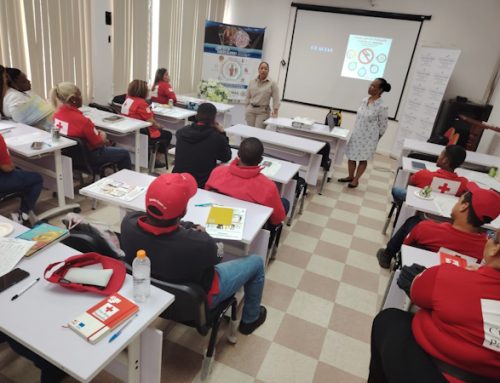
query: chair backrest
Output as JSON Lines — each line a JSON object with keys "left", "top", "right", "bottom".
{"left": 430, "top": 177, "right": 461, "bottom": 195}
{"left": 88, "top": 102, "right": 116, "bottom": 114}
{"left": 61, "top": 136, "right": 94, "bottom": 174}
{"left": 112, "top": 94, "right": 126, "bottom": 105}
{"left": 0, "top": 191, "right": 23, "bottom": 204}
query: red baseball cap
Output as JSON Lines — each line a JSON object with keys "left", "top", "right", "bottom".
{"left": 145, "top": 173, "right": 197, "bottom": 220}
{"left": 467, "top": 182, "right": 500, "bottom": 224}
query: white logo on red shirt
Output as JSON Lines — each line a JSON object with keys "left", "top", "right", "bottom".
{"left": 54, "top": 119, "right": 68, "bottom": 135}
{"left": 481, "top": 299, "right": 500, "bottom": 352}
{"left": 121, "top": 98, "right": 133, "bottom": 115}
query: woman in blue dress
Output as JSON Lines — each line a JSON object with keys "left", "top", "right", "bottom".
{"left": 339, "top": 78, "right": 390, "bottom": 188}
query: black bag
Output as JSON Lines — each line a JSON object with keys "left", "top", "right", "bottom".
{"left": 397, "top": 263, "right": 426, "bottom": 297}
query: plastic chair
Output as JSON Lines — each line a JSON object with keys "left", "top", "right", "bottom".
{"left": 287, "top": 175, "right": 307, "bottom": 226}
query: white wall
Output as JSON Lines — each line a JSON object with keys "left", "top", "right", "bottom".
{"left": 224, "top": 0, "right": 500, "bottom": 156}
{"left": 91, "top": 0, "right": 113, "bottom": 104}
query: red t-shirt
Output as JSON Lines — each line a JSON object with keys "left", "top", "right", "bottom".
{"left": 410, "top": 168, "right": 468, "bottom": 196}
{"left": 151, "top": 81, "right": 177, "bottom": 104}
{"left": 205, "top": 159, "right": 286, "bottom": 225}
{"left": 404, "top": 221, "right": 487, "bottom": 261}
{"left": 0, "top": 134, "right": 12, "bottom": 166}
{"left": 121, "top": 96, "right": 160, "bottom": 138}
{"left": 411, "top": 264, "right": 500, "bottom": 382}
{"left": 53, "top": 104, "right": 103, "bottom": 150}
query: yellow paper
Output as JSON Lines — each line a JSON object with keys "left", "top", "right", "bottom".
{"left": 206, "top": 206, "right": 234, "bottom": 226}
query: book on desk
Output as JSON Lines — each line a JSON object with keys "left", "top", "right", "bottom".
{"left": 16, "top": 223, "right": 69, "bottom": 257}
{"left": 69, "top": 293, "right": 139, "bottom": 344}
{"left": 206, "top": 206, "right": 246, "bottom": 240}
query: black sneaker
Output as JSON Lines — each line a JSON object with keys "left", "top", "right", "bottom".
{"left": 238, "top": 306, "right": 267, "bottom": 335}
{"left": 154, "top": 160, "right": 166, "bottom": 168}
{"left": 377, "top": 248, "right": 392, "bottom": 269}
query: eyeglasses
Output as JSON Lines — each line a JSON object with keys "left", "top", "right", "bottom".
{"left": 487, "top": 230, "right": 499, "bottom": 244}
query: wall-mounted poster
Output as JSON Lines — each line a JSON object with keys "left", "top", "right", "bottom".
{"left": 202, "top": 21, "right": 266, "bottom": 102}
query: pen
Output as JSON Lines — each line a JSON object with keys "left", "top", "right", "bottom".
{"left": 195, "top": 203, "right": 213, "bottom": 207}
{"left": 11, "top": 277, "right": 40, "bottom": 301}
{"left": 108, "top": 314, "right": 138, "bottom": 343}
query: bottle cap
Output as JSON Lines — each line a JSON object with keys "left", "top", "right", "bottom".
{"left": 136, "top": 249, "right": 146, "bottom": 259}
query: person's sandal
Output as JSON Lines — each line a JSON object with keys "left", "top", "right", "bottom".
{"left": 338, "top": 177, "right": 353, "bottom": 183}
{"left": 348, "top": 182, "right": 358, "bottom": 188}
{"left": 238, "top": 306, "right": 267, "bottom": 335}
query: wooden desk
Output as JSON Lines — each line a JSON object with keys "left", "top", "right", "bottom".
{"left": 79, "top": 170, "right": 273, "bottom": 263}
{"left": 226, "top": 124, "right": 324, "bottom": 188}
{"left": 0, "top": 215, "right": 174, "bottom": 382}
{"left": 0, "top": 121, "right": 80, "bottom": 220}
{"left": 264, "top": 117, "right": 350, "bottom": 167}
{"left": 395, "top": 185, "right": 499, "bottom": 232}
{"left": 81, "top": 106, "right": 150, "bottom": 172}
{"left": 400, "top": 157, "right": 500, "bottom": 191}
{"left": 177, "top": 95, "right": 233, "bottom": 128}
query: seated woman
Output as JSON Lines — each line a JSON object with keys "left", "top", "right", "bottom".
{"left": 150, "top": 68, "right": 177, "bottom": 105}
{"left": 2, "top": 67, "right": 54, "bottom": 130}
{"left": 0, "top": 66, "right": 43, "bottom": 225}
{"left": 121, "top": 79, "right": 172, "bottom": 169}
{"left": 51, "top": 82, "right": 131, "bottom": 171}
{"left": 369, "top": 228, "right": 500, "bottom": 383}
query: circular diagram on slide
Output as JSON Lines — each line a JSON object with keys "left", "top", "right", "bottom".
{"left": 358, "top": 48, "right": 374, "bottom": 64}
{"left": 346, "top": 49, "right": 356, "bottom": 59}
{"left": 348, "top": 61, "right": 357, "bottom": 71}
{"left": 221, "top": 60, "right": 242, "bottom": 81}
{"left": 357, "top": 67, "right": 367, "bottom": 78}
{"left": 376, "top": 53, "right": 387, "bottom": 63}
{"left": 370, "top": 64, "right": 379, "bottom": 74}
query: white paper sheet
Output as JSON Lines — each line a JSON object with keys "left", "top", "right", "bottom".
{"left": 0, "top": 238, "right": 36, "bottom": 277}
{"left": 86, "top": 178, "right": 146, "bottom": 202}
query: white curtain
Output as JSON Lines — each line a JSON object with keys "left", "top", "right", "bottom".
{"left": 0, "top": 0, "right": 93, "bottom": 102}
{"left": 156, "top": 0, "right": 226, "bottom": 95}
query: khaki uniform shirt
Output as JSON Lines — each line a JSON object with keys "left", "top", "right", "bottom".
{"left": 245, "top": 77, "right": 280, "bottom": 111}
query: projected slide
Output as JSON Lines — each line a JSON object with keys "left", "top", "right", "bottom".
{"left": 341, "top": 35, "right": 392, "bottom": 81}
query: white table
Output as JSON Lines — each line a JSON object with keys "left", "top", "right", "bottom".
{"left": 81, "top": 107, "right": 151, "bottom": 172}
{"left": 0, "top": 215, "right": 174, "bottom": 382}
{"left": 79, "top": 170, "right": 273, "bottom": 263}
{"left": 400, "top": 157, "right": 500, "bottom": 191}
{"left": 226, "top": 124, "right": 324, "bottom": 188}
{"left": 150, "top": 103, "right": 197, "bottom": 145}
{"left": 401, "top": 138, "right": 500, "bottom": 170}
{"left": 395, "top": 185, "right": 499, "bottom": 232}
{"left": 0, "top": 121, "right": 80, "bottom": 220}
{"left": 177, "top": 95, "right": 234, "bottom": 128}
{"left": 264, "top": 117, "right": 350, "bottom": 166}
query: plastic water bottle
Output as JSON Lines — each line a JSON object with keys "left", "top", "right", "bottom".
{"left": 132, "top": 249, "right": 151, "bottom": 302}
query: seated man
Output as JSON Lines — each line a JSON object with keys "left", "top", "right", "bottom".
{"left": 121, "top": 173, "right": 267, "bottom": 334}
{"left": 205, "top": 137, "right": 288, "bottom": 226}
{"left": 0, "top": 133, "right": 43, "bottom": 225}
{"left": 369, "top": 229, "right": 500, "bottom": 383}
{"left": 377, "top": 182, "right": 500, "bottom": 268}
{"left": 173, "top": 103, "right": 231, "bottom": 188}
{"left": 392, "top": 144, "right": 468, "bottom": 202}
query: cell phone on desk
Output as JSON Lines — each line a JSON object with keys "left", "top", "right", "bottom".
{"left": 31, "top": 141, "right": 44, "bottom": 150}
{"left": 102, "top": 115, "right": 123, "bottom": 122}
{"left": 0, "top": 268, "right": 30, "bottom": 293}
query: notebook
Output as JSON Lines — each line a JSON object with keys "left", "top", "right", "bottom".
{"left": 16, "top": 223, "right": 69, "bottom": 257}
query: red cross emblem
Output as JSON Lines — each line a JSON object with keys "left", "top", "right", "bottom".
{"left": 56, "top": 121, "right": 63, "bottom": 129}
{"left": 438, "top": 183, "right": 451, "bottom": 193}
{"left": 105, "top": 305, "right": 114, "bottom": 312}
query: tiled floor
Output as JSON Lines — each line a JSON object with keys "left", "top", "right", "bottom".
{"left": 0, "top": 154, "right": 396, "bottom": 383}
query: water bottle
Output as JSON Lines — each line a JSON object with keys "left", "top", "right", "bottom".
{"left": 51, "top": 126, "right": 60, "bottom": 142}
{"left": 132, "top": 249, "right": 151, "bottom": 302}
{"left": 168, "top": 99, "right": 174, "bottom": 108}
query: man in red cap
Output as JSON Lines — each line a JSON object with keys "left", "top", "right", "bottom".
{"left": 377, "top": 183, "right": 500, "bottom": 268}
{"left": 121, "top": 172, "right": 267, "bottom": 335}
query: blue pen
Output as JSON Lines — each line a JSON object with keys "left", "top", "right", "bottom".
{"left": 195, "top": 203, "right": 213, "bottom": 207}
{"left": 108, "top": 314, "right": 138, "bottom": 343}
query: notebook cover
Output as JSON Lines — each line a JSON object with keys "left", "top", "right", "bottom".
{"left": 16, "top": 223, "right": 68, "bottom": 257}
{"left": 206, "top": 206, "right": 234, "bottom": 226}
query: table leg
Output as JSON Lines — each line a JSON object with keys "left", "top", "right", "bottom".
{"left": 127, "top": 336, "right": 141, "bottom": 383}
{"left": 134, "top": 130, "right": 141, "bottom": 172}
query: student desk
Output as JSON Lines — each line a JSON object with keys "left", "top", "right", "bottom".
{"left": 177, "top": 95, "right": 234, "bottom": 128}
{"left": 401, "top": 138, "right": 500, "bottom": 170}
{"left": 229, "top": 148, "right": 301, "bottom": 224}
{"left": 79, "top": 169, "right": 273, "bottom": 263}
{"left": 394, "top": 185, "right": 499, "bottom": 233}
{"left": 399, "top": 157, "right": 500, "bottom": 191}
{"left": 264, "top": 117, "right": 350, "bottom": 167}
{"left": 381, "top": 245, "right": 476, "bottom": 311}
{"left": 0, "top": 215, "right": 174, "bottom": 383}
{"left": 81, "top": 106, "right": 151, "bottom": 172}
{"left": 0, "top": 121, "right": 80, "bottom": 220}
{"left": 150, "top": 103, "right": 196, "bottom": 145}
{"left": 226, "top": 124, "right": 325, "bottom": 189}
